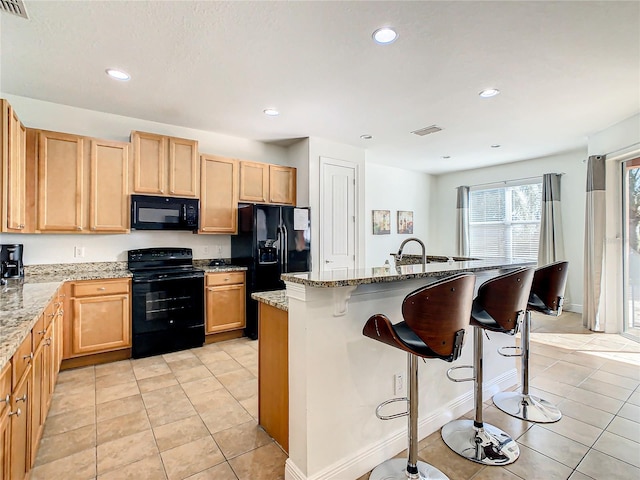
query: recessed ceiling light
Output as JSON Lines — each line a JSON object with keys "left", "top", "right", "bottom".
{"left": 105, "top": 68, "right": 130, "bottom": 81}
{"left": 491, "top": 144, "right": 501, "bottom": 148}
{"left": 372, "top": 27, "right": 398, "bottom": 45}
{"left": 479, "top": 88, "right": 500, "bottom": 98}
{"left": 263, "top": 108, "right": 280, "bottom": 116}
{"left": 360, "top": 134, "right": 373, "bottom": 140}
{"left": 441, "top": 155, "right": 451, "bottom": 159}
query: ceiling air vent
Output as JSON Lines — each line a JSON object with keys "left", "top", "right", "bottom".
{"left": 0, "top": 0, "right": 29, "bottom": 19}
{"left": 411, "top": 125, "right": 442, "bottom": 136}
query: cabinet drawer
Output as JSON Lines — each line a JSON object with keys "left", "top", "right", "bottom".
{"left": 0, "top": 362, "right": 10, "bottom": 416}
{"left": 206, "top": 272, "right": 245, "bottom": 287}
{"left": 12, "top": 332, "right": 32, "bottom": 389}
{"left": 72, "top": 279, "right": 130, "bottom": 297}
{"left": 32, "top": 313, "right": 47, "bottom": 350}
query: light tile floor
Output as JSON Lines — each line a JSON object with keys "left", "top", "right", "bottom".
{"left": 33, "top": 312, "right": 639, "bottom": 479}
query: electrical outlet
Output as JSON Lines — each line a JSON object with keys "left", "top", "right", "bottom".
{"left": 202, "top": 246, "right": 210, "bottom": 255}
{"left": 394, "top": 372, "right": 404, "bottom": 395}
{"left": 74, "top": 246, "right": 85, "bottom": 258}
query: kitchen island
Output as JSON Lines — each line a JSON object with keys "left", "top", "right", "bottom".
{"left": 280, "top": 257, "right": 534, "bottom": 480}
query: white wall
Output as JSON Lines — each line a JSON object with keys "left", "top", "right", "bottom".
{"left": 287, "top": 138, "right": 310, "bottom": 207}
{"left": 364, "top": 163, "right": 433, "bottom": 267}
{"left": 307, "top": 137, "right": 366, "bottom": 270}
{"left": 0, "top": 94, "right": 293, "bottom": 265}
{"left": 430, "top": 149, "right": 588, "bottom": 312}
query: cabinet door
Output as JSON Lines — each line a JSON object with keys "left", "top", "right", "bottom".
{"left": 72, "top": 294, "right": 131, "bottom": 356}
{"left": 29, "top": 341, "right": 44, "bottom": 467}
{"left": 37, "top": 131, "right": 84, "bottom": 232}
{"left": 269, "top": 165, "right": 296, "bottom": 205}
{"left": 0, "top": 408, "right": 9, "bottom": 480}
{"left": 9, "top": 368, "right": 30, "bottom": 480}
{"left": 205, "top": 283, "right": 246, "bottom": 334}
{"left": 200, "top": 155, "right": 237, "bottom": 233}
{"left": 132, "top": 131, "right": 165, "bottom": 194}
{"left": 239, "top": 161, "right": 269, "bottom": 203}
{"left": 6, "top": 106, "right": 27, "bottom": 231}
{"left": 169, "top": 137, "right": 198, "bottom": 197}
{"left": 90, "top": 139, "right": 129, "bottom": 232}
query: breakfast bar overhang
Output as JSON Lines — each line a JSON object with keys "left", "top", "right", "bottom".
{"left": 281, "top": 258, "right": 535, "bottom": 480}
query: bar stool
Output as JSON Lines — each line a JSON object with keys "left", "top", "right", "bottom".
{"left": 363, "top": 273, "right": 476, "bottom": 480}
{"left": 441, "top": 267, "right": 534, "bottom": 466}
{"left": 493, "top": 261, "right": 569, "bottom": 423}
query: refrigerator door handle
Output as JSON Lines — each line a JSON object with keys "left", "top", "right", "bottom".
{"left": 282, "top": 224, "right": 289, "bottom": 273}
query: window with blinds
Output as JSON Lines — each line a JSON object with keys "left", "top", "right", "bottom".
{"left": 469, "top": 181, "right": 542, "bottom": 261}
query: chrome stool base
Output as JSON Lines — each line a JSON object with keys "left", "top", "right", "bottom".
{"left": 369, "top": 458, "right": 448, "bottom": 480}
{"left": 493, "top": 391, "right": 562, "bottom": 423}
{"left": 441, "top": 419, "right": 519, "bottom": 466}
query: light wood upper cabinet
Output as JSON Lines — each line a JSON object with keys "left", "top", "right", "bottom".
{"left": 239, "top": 160, "right": 296, "bottom": 206}
{"left": 239, "top": 161, "right": 269, "bottom": 203}
{"left": 70, "top": 279, "right": 131, "bottom": 357}
{"left": 1, "top": 99, "right": 28, "bottom": 232}
{"left": 200, "top": 154, "right": 238, "bottom": 234}
{"left": 132, "top": 131, "right": 198, "bottom": 197}
{"left": 90, "top": 139, "right": 129, "bottom": 232}
{"left": 269, "top": 164, "right": 296, "bottom": 205}
{"left": 37, "top": 130, "right": 84, "bottom": 232}
{"left": 34, "top": 129, "right": 130, "bottom": 234}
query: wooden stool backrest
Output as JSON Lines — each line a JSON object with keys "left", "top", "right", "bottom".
{"left": 474, "top": 267, "right": 535, "bottom": 332}
{"left": 402, "top": 273, "right": 476, "bottom": 357}
{"left": 530, "top": 261, "right": 569, "bottom": 314}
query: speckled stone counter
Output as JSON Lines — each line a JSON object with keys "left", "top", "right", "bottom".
{"left": 1, "top": 260, "right": 247, "bottom": 372}
{"left": 392, "top": 254, "right": 480, "bottom": 265}
{"left": 281, "top": 257, "right": 535, "bottom": 287}
{"left": 0, "top": 280, "right": 60, "bottom": 372}
{"left": 251, "top": 290, "right": 288, "bottom": 311}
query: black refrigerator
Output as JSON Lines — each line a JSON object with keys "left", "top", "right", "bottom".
{"left": 231, "top": 203, "right": 311, "bottom": 339}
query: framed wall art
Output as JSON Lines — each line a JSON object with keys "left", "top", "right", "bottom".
{"left": 397, "top": 210, "right": 414, "bottom": 234}
{"left": 372, "top": 210, "right": 391, "bottom": 235}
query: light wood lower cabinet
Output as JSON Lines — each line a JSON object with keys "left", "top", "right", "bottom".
{"left": 69, "top": 279, "right": 131, "bottom": 357}
{"left": 0, "top": 362, "right": 10, "bottom": 480}
{"left": 258, "top": 302, "right": 288, "bottom": 453}
{"left": 205, "top": 272, "right": 246, "bottom": 334}
{"left": 9, "top": 335, "right": 32, "bottom": 480}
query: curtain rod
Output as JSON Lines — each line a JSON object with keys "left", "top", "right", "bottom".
{"left": 456, "top": 173, "right": 565, "bottom": 190}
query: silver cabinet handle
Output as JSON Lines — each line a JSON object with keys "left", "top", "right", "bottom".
{"left": 45, "top": 338, "right": 52, "bottom": 346}
{"left": 18, "top": 224, "right": 25, "bottom": 229}
{"left": 15, "top": 394, "right": 27, "bottom": 403}
{"left": 97, "top": 287, "right": 106, "bottom": 291}
{"left": 2, "top": 394, "right": 9, "bottom": 404}
{"left": 76, "top": 226, "right": 82, "bottom": 230}
{"left": 37, "top": 329, "right": 46, "bottom": 335}
{"left": 8, "top": 408, "right": 21, "bottom": 417}
{"left": 23, "top": 352, "right": 33, "bottom": 362}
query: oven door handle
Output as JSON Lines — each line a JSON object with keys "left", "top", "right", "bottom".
{"left": 132, "top": 274, "right": 203, "bottom": 283}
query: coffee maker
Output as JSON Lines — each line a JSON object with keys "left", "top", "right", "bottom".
{"left": 1, "top": 244, "right": 24, "bottom": 278}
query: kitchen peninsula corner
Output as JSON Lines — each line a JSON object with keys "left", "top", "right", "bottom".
{"left": 280, "top": 257, "right": 534, "bottom": 480}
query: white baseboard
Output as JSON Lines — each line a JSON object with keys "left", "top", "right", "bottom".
{"left": 285, "top": 369, "right": 518, "bottom": 480}
{"left": 564, "top": 303, "right": 582, "bottom": 314}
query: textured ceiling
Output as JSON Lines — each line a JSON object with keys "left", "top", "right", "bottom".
{"left": 1, "top": 1, "right": 639, "bottom": 174}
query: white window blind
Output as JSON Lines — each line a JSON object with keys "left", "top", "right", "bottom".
{"left": 469, "top": 180, "right": 542, "bottom": 261}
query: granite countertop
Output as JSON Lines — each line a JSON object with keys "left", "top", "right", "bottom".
{"left": 1, "top": 260, "right": 247, "bottom": 372}
{"left": 0, "top": 280, "right": 60, "bottom": 372}
{"left": 251, "top": 290, "right": 288, "bottom": 312}
{"left": 281, "top": 257, "right": 536, "bottom": 288}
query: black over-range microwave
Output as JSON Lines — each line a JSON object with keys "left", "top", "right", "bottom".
{"left": 131, "top": 195, "right": 199, "bottom": 231}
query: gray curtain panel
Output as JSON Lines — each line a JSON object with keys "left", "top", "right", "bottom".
{"left": 538, "top": 173, "right": 566, "bottom": 266}
{"left": 583, "top": 155, "right": 606, "bottom": 331}
{"left": 456, "top": 186, "right": 470, "bottom": 257}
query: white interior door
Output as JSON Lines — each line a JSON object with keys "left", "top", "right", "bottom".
{"left": 320, "top": 158, "right": 356, "bottom": 271}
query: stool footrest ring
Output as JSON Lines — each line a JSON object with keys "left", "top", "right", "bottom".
{"left": 446, "top": 365, "right": 475, "bottom": 383}
{"left": 375, "top": 397, "right": 408, "bottom": 420}
{"left": 497, "top": 346, "right": 523, "bottom": 358}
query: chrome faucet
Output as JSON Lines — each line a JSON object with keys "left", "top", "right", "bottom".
{"left": 395, "top": 237, "right": 426, "bottom": 265}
